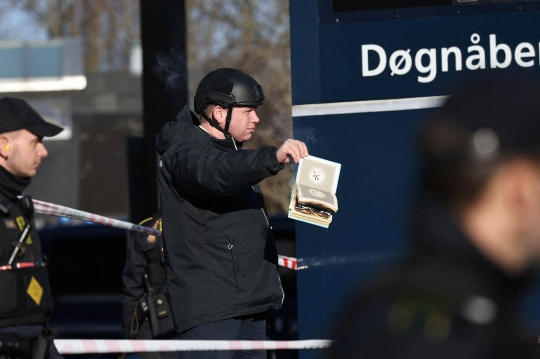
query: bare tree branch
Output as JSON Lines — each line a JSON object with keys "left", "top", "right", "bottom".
{"left": 0, "top": 0, "right": 139, "bottom": 71}
{"left": 186, "top": 0, "right": 293, "bottom": 213}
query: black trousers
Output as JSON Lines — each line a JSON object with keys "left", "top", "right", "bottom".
{"left": 176, "top": 312, "right": 268, "bottom": 359}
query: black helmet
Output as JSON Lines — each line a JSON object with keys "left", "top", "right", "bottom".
{"left": 194, "top": 68, "right": 264, "bottom": 139}
{"left": 194, "top": 68, "right": 264, "bottom": 115}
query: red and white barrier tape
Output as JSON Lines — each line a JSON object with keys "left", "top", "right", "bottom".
{"left": 54, "top": 339, "right": 332, "bottom": 354}
{"left": 278, "top": 255, "right": 305, "bottom": 270}
{"left": 33, "top": 199, "right": 301, "bottom": 270}
{"left": 33, "top": 199, "right": 161, "bottom": 237}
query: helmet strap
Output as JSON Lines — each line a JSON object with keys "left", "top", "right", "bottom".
{"left": 224, "top": 107, "right": 233, "bottom": 134}
{"left": 201, "top": 111, "right": 232, "bottom": 138}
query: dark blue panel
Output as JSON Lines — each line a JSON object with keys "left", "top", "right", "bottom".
{"left": 289, "top": 0, "right": 320, "bottom": 105}
{"left": 318, "top": 0, "right": 540, "bottom": 23}
{"left": 318, "top": 10, "right": 540, "bottom": 102}
{"left": 294, "top": 109, "right": 430, "bottom": 359}
{"left": 291, "top": 8, "right": 540, "bottom": 359}
{"left": 293, "top": 116, "right": 326, "bottom": 349}
{"left": 317, "top": 109, "right": 426, "bottom": 318}
{"left": 295, "top": 222, "right": 327, "bottom": 341}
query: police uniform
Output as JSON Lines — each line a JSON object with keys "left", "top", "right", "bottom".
{"left": 121, "top": 216, "right": 175, "bottom": 341}
{"left": 327, "top": 194, "right": 538, "bottom": 359}
{"left": 0, "top": 97, "right": 63, "bottom": 359}
{"left": 121, "top": 216, "right": 176, "bottom": 359}
{"left": 0, "top": 188, "right": 54, "bottom": 328}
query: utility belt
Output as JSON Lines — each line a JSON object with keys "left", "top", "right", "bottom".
{"left": 131, "top": 276, "right": 175, "bottom": 339}
{"left": 0, "top": 327, "right": 55, "bottom": 359}
{"left": 135, "top": 291, "right": 171, "bottom": 323}
{"left": 0, "top": 266, "right": 54, "bottom": 323}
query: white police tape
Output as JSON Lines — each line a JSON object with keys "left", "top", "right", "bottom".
{"left": 33, "top": 199, "right": 162, "bottom": 237}
{"left": 54, "top": 339, "right": 333, "bottom": 354}
{"left": 33, "top": 199, "right": 301, "bottom": 271}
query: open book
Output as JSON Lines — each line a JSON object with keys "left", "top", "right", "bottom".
{"left": 288, "top": 155, "right": 341, "bottom": 228}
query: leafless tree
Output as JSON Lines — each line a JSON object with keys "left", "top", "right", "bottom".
{"left": 0, "top": 0, "right": 139, "bottom": 71}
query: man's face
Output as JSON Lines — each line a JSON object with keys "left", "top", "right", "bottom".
{"left": 516, "top": 160, "right": 540, "bottom": 265}
{"left": 4, "top": 129, "right": 48, "bottom": 178}
{"left": 226, "top": 106, "right": 260, "bottom": 142}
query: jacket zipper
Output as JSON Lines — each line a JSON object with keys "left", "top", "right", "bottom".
{"left": 278, "top": 274, "right": 285, "bottom": 306}
{"left": 232, "top": 137, "right": 278, "bottom": 302}
{"left": 228, "top": 239, "right": 240, "bottom": 293}
{"left": 251, "top": 186, "right": 270, "bottom": 228}
{"left": 232, "top": 137, "right": 270, "bottom": 228}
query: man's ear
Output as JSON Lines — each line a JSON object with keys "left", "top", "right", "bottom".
{"left": 211, "top": 105, "right": 226, "bottom": 125}
{"left": 0, "top": 135, "right": 9, "bottom": 159}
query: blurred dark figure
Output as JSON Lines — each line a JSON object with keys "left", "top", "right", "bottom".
{"left": 121, "top": 216, "right": 176, "bottom": 359}
{"left": 328, "top": 74, "right": 540, "bottom": 359}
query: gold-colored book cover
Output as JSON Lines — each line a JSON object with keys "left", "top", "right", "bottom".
{"left": 288, "top": 156, "right": 341, "bottom": 228}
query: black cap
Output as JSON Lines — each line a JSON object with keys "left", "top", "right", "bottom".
{"left": 422, "top": 73, "right": 540, "bottom": 162}
{"left": 0, "top": 97, "right": 63, "bottom": 137}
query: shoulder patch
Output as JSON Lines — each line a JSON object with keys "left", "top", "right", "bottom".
{"left": 4, "top": 219, "right": 16, "bottom": 229}
{"left": 15, "top": 216, "right": 25, "bottom": 230}
{"left": 386, "top": 293, "right": 453, "bottom": 343}
{"left": 15, "top": 216, "right": 32, "bottom": 244}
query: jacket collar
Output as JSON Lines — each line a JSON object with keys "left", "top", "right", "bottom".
{"left": 0, "top": 165, "right": 30, "bottom": 200}
{"left": 156, "top": 106, "right": 240, "bottom": 156}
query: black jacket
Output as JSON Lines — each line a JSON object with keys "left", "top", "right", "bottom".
{"left": 328, "top": 194, "right": 538, "bottom": 359}
{"left": 0, "top": 166, "right": 54, "bottom": 328}
{"left": 156, "top": 106, "right": 285, "bottom": 332}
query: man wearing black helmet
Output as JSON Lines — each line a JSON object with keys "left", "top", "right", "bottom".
{"left": 156, "top": 68, "right": 308, "bottom": 357}
{"left": 327, "top": 74, "right": 540, "bottom": 359}
{"left": 0, "top": 97, "right": 63, "bottom": 359}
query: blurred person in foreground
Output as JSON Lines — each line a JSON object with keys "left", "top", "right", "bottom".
{"left": 328, "top": 74, "right": 540, "bottom": 359}
{"left": 121, "top": 215, "right": 176, "bottom": 359}
{"left": 0, "top": 98, "right": 63, "bottom": 359}
{"left": 156, "top": 68, "right": 308, "bottom": 358}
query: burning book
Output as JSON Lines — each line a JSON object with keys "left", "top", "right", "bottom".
{"left": 288, "top": 155, "right": 341, "bottom": 228}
